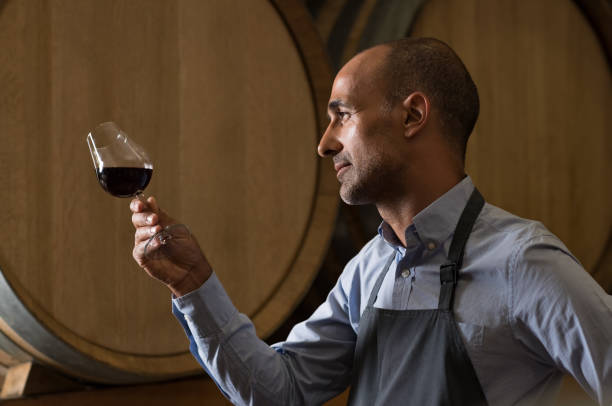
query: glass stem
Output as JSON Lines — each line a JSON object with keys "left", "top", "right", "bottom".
{"left": 136, "top": 192, "right": 148, "bottom": 207}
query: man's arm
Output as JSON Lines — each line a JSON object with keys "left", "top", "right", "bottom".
{"left": 511, "top": 235, "right": 612, "bottom": 405}
{"left": 172, "top": 271, "right": 356, "bottom": 405}
{"left": 131, "top": 197, "right": 356, "bottom": 405}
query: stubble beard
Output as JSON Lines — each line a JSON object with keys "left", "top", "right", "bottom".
{"left": 338, "top": 116, "right": 400, "bottom": 205}
{"left": 339, "top": 149, "right": 396, "bottom": 206}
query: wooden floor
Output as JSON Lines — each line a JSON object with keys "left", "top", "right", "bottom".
{"left": 2, "top": 375, "right": 597, "bottom": 405}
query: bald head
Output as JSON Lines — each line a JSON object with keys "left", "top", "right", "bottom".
{"left": 332, "top": 45, "right": 391, "bottom": 107}
{"left": 370, "top": 38, "right": 480, "bottom": 161}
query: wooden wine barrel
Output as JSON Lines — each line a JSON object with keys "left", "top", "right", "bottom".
{"left": 0, "top": 0, "right": 336, "bottom": 384}
{"left": 306, "top": 0, "right": 612, "bottom": 292}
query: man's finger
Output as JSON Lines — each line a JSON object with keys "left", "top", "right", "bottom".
{"left": 130, "top": 198, "right": 146, "bottom": 213}
{"left": 147, "top": 196, "right": 160, "bottom": 214}
{"left": 133, "top": 240, "right": 148, "bottom": 264}
{"left": 132, "top": 212, "right": 159, "bottom": 228}
{"left": 135, "top": 225, "right": 161, "bottom": 244}
{"left": 132, "top": 237, "right": 164, "bottom": 265}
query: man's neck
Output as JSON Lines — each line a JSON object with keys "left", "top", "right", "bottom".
{"left": 376, "top": 172, "right": 465, "bottom": 247}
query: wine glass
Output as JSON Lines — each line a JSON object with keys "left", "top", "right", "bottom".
{"left": 86, "top": 122, "right": 190, "bottom": 259}
{"left": 86, "top": 122, "right": 153, "bottom": 199}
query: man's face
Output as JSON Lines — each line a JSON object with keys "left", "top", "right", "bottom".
{"left": 318, "top": 47, "right": 404, "bottom": 205}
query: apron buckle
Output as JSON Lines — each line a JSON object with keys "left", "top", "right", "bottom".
{"left": 440, "top": 262, "right": 458, "bottom": 284}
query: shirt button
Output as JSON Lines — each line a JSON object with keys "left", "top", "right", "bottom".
{"left": 427, "top": 241, "right": 436, "bottom": 250}
{"left": 401, "top": 269, "right": 411, "bottom": 278}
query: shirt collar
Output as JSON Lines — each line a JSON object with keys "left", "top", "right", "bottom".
{"left": 378, "top": 222, "right": 410, "bottom": 254}
{"left": 377, "top": 176, "right": 475, "bottom": 253}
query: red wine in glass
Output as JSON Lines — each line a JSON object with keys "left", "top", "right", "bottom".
{"left": 97, "top": 167, "right": 153, "bottom": 198}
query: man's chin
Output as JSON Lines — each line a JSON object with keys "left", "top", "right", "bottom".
{"left": 339, "top": 184, "right": 371, "bottom": 205}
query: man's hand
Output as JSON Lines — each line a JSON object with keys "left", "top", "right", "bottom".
{"left": 131, "top": 196, "right": 212, "bottom": 297}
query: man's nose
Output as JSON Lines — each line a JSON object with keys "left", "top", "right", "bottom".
{"left": 317, "top": 124, "right": 342, "bottom": 158}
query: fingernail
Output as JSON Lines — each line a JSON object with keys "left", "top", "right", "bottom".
{"left": 146, "top": 215, "right": 153, "bottom": 224}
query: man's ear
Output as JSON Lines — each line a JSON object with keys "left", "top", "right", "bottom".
{"left": 402, "top": 92, "right": 429, "bottom": 139}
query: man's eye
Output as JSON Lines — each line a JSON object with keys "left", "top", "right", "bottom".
{"left": 338, "top": 111, "right": 349, "bottom": 120}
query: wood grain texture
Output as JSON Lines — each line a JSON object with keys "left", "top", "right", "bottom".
{"left": 0, "top": 0, "right": 336, "bottom": 381}
{"left": 410, "top": 0, "right": 611, "bottom": 275}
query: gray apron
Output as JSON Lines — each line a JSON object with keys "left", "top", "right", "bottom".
{"left": 348, "top": 189, "right": 488, "bottom": 405}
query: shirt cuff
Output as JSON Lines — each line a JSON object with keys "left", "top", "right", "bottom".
{"left": 172, "top": 272, "right": 237, "bottom": 337}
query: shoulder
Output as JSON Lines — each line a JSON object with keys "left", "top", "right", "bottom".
{"left": 476, "top": 202, "right": 589, "bottom": 302}
{"left": 477, "top": 203, "right": 558, "bottom": 244}
{"left": 466, "top": 201, "right": 584, "bottom": 306}
{"left": 474, "top": 202, "right": 576, "bottom": 264}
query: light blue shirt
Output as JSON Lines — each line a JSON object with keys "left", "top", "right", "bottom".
{"left": 172, "top": 176, "right": 612, "bottom": 406}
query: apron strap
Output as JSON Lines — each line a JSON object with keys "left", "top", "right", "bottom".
{"left": 366, "top": 253, "right": 396, "bottom": 307}
{"left": 438, "top": 188, "right": 485, "bottom": 311}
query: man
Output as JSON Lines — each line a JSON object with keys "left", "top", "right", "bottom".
{"left": 131, "top": 38, "right": 612, "bottom": 405}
